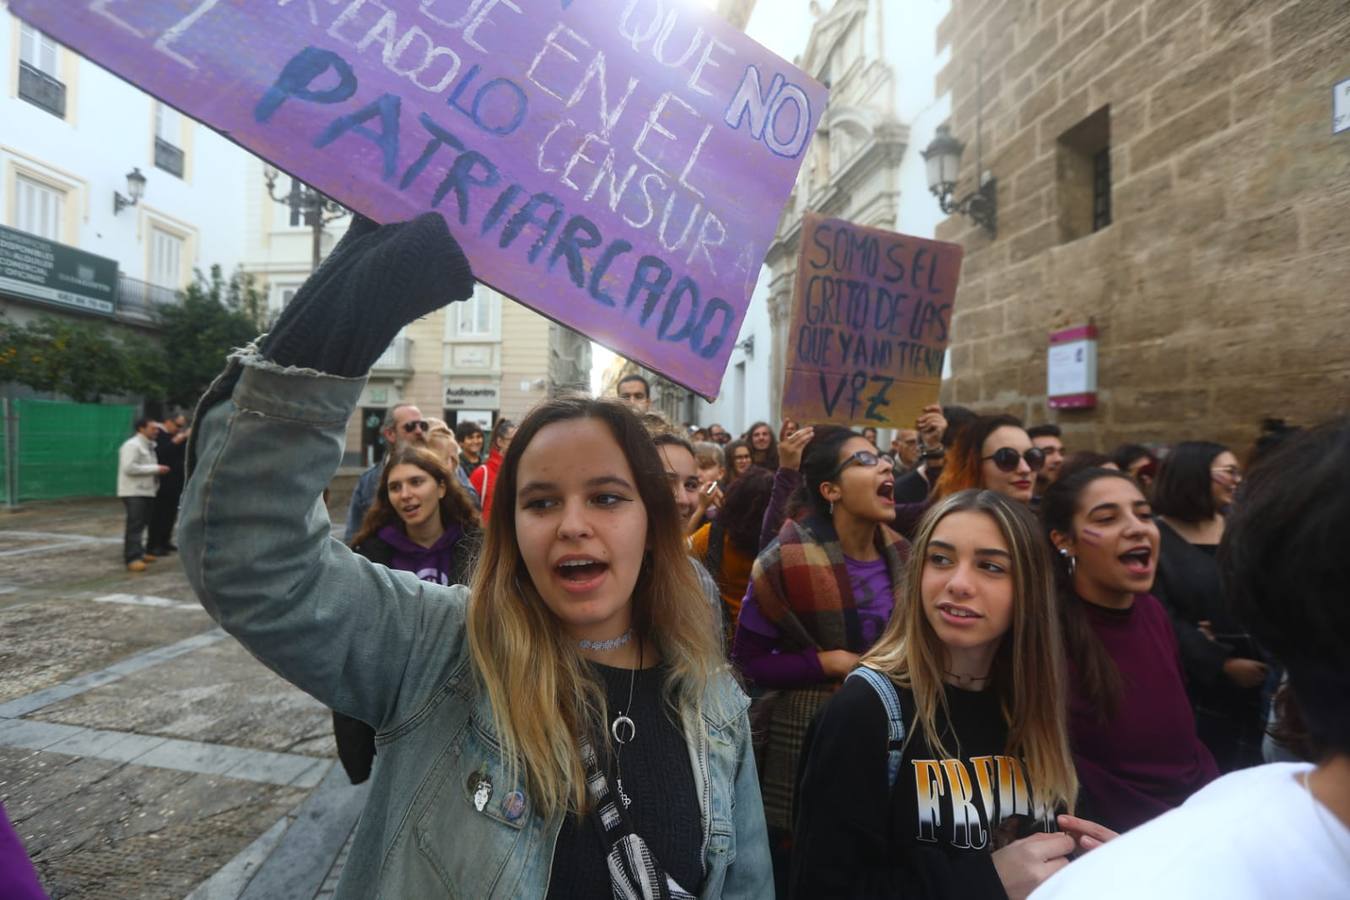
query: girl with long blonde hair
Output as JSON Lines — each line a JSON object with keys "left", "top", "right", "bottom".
{"left": 792, "top": 490, "right": 1112, "bottom": 899}
{"left": 179, "top": 214, "right": 770, "bottom": 899}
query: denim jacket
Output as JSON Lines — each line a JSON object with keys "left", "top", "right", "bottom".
{"left": 178, "top": 352, "right": 773, "bottom": 899}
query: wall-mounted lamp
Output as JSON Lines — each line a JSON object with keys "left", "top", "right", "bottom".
{"left": 113, "top": 167, "right": 147, "bottom": 215}
{"left": 735, "top": 334, "right": 755, "bottom": 358}
{"left": 922, "top": 125, "right": 996, "bottom": 235}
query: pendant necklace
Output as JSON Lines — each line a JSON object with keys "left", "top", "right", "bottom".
{"left": 611, "top": 642, "right": 641, "bottom": 809}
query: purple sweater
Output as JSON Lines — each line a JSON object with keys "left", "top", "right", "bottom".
{"left": 1068, "top": 594, "right": 1219, "bottom": 832}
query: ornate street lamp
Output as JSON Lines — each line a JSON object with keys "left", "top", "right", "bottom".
{"left": 113, "top": 167, "right": 147, "bottom": 215}
{"left": 922, "top": 124, "right": 997, "bottom": 235}
{"left": 262, "top": 164, "right": 347, "bottom": 270}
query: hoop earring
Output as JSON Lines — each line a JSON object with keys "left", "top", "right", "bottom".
{"left": 1058, "top": 547, "right": 1076, "bottom": 577}
{"left": 828, "top": 500, "right": 835, "bottom": 516}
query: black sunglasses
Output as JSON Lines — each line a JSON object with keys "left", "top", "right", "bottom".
{"left": 982, "top": 446, "right": 1046, "bottom": 473}
{"left": 401, "top": 420, "right": 430, "bottom": 434}
{"left": 828, "top": 450, "right": 883, "bottom": 479}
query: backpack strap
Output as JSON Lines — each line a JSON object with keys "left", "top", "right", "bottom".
{"left": 846, "top": 667, "right": 907, "bottom": 789}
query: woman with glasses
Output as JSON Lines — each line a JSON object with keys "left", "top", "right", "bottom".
{"left": 793, "top": 490, "right": 1107, "bottom": 898}
{"left": 1152, "top": 441, "right": 1267, "bottom": 772}
{"left": 732, "top": 426, "right": 910, "bottom": 893}
{"left": 725, "top": 440, "right": 755, "bottom": 482}
{"left": 469, "top": 417, "right": 516, "bottom": 520}
{"left": 1043, "top": 467, "right": 1217, "bottom": 831}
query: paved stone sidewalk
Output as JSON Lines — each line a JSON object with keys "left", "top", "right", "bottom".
{"left": 1, "top": 498, "right": 361, "bottom": 899}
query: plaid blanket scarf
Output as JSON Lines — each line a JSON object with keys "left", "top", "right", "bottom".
{"left": 749, "top": 513, "right": 910, "bottom": 654}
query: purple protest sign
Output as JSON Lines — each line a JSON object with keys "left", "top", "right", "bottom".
{"left": 10, "top": 1, "right": 826, "bottom": 398}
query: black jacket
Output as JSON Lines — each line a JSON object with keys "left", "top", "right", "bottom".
{"left": 333, "top": 525, "right": 480, "bottom": 784}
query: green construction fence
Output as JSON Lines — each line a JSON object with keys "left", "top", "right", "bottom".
{"left": 1, "top": 399, "right": 136, "bottom": 504}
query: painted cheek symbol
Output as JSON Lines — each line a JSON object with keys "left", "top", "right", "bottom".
{"left": 1079, "top": 527, "right": 1104, "bottom": 545}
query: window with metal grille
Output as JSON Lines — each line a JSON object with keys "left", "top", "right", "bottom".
{"left": 155, "top": 104, "right": 186, "bottom": 178}
{"left": 18, "top": 24, "right": 65, "bottom": 118}
{"left": 14, "top": 175, "right": 65, "bottom": 241}
{"left": 1055, "top": 106, "right": 1111, "bottom": 244}
{"left": 1092, "top": 148, "right": 1112, "bottom": 232}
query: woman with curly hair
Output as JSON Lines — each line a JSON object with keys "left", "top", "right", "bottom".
{"left": 334, "top": 446, "right": 482, "bottom": 784}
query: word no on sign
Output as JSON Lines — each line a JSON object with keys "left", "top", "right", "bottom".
{"left": 10, "top": 0, "right": 829, "bottom": 398}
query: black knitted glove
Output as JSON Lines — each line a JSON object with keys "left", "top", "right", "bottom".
{"left": 260, "top": 212, "right": 474, "bottom": 376}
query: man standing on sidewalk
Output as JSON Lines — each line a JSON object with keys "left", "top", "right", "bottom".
{"left": 148, "top": 413, "right": 188, "bottom": 557}
{"left": 118, "top": 417, "right": 167, "bottom": 572}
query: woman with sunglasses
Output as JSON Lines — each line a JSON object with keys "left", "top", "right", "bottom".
{"left": 1042, "top": 467, "right": 1217, "bottom": 832}
{"left": 335, "top": 446, "right": 482, "bottom": 784}
{"left": 468, "top": 417, "right": 516, "bottom": 520}
{"left": 933, "top": 415, "right": 1045, "bottom": 504}
{"left": 1152, "top": 442, "right": 1268, "bottom": 773}
{"left": 732, "top": 426, "right": 909, "bottom": 892}
{"left": 178, "top": 214, "right": 771, "bottom": 897}
{"left": 793, "top": 490, "right": 1105, "bottom": 899}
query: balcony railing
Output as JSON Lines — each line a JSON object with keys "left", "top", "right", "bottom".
{"left": 154, "top": 138, "right": 185, "bottom": 178}
{"left": 371, "top": 336, "right": 414, "bottom": 375}
{"left": 116, "top": 274, "right": 180, "bottom": 323}
{"left": 18, "top": 62, "right": 65, "bottom": 119}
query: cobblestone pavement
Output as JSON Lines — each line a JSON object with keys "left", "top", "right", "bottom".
{"left": 1, "top": 499, "right": 362, "bottom": 899}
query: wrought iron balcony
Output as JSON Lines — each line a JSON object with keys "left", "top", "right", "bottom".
{"left": 18, "top": 62, "right": 65, "bottom": 119}
{"left": 116, "top": 273, "right": 180, "bottom": 324}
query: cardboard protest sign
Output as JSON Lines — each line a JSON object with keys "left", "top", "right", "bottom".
{"left": 782, "top": 213, "right": 963, "bottom": 428}
{"left": 10, "top": 1, "right": 827, "bottom": 398}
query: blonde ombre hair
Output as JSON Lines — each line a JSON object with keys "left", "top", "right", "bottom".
{"left": 860, "top": 489, "right": 1078, "bottom": 814}
{"left": 466, "top": 396, "right": 722, "bottom": 817}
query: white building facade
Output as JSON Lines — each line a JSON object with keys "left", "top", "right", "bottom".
{"left": 0, "top": 2, "right": 249, "bottom": 330}
{"left": 695, "top": 0, "right": 951, "bottom": 437}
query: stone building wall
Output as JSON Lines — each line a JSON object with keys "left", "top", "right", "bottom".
{"left": 934, "top": 0, "right": 1349, "bottom": 454}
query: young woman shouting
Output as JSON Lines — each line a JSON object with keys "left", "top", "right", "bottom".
{"left": 733, "top": 426, "right": 909, "bottom": 889}
{"left": 1043, "top": 468, "right": 1218, "bottom": 832}
{"left": 178, "top": 214, "right": 771, "bottom": 898}
{"left": 793, "top": 491, "right": 1109, "bottom": 899}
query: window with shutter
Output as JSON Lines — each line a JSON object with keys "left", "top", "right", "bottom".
{"left": 14, "top": 175, "right": 65, "bottom": 242}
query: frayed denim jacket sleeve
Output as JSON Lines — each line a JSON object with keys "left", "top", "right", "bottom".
{"left": 178, "top": 352, "right": 468, "bottom": 733}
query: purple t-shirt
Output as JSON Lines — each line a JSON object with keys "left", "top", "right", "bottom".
{"left": 732, "top": 555, "right": 895, "bottom": 688}
{"left": 845, "top": 555, "right": 894, "bottom": 647}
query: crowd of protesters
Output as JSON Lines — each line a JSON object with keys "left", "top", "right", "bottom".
{"left": 29, "top": 215, "right": 1338, "bottom": 900}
